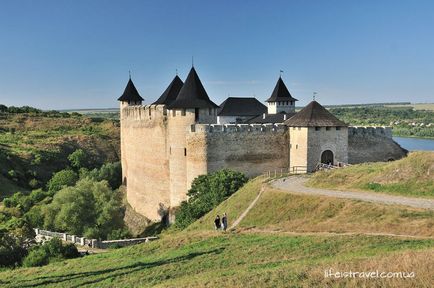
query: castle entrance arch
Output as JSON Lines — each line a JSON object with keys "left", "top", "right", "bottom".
{"left": 321, "top": 150, "right": 334, "bottom": 165}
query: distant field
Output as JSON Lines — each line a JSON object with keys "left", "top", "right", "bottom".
{"left": 384, "top": 103, "right": 434, "bottom": 111}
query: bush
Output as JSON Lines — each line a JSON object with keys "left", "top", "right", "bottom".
{"left": 0, "top": 229, "right": 28, "bottom": 267}
{"left": 22, "top": 238, "right": 80, "bottom": 267}
{"left": 68, "top": 149, "right": 88, "bottom": 169}
{"left": 47, "top": 169, "right": 78, "bottom": 193}
{"left": 175, "top": 169, "right": 248, "bottom": 229}
{"left": 81, "top": 162, "right": 122, "bottom": 189}
{"left": 42, "top": 179, "right": 126, "bottom": 239}
{"left": 22, "top": 248, "right": 49, "bottom": 267}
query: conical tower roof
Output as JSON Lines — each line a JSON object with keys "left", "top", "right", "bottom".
{"left": 266, "top": 77, "right": 298, "bottom": 102}
{"left": 285, "top": 101, "right": 347, "bottom": 127}
{"left": 152, "top": 75, "right": 183, "bottom": 105}
{"left": 167, "top": 67, "right": 219, "bottom": 109}
{"left": 117, "top": 79, "right": 144, "bottom": 102}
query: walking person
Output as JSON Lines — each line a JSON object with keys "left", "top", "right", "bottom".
{"left": 214, "top": 215, "right": 221, "bottom": 230}
{"left": 222, "top": 213, "right": 228, "bottom": 231}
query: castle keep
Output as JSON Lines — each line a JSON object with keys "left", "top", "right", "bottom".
{"left": 119, "top": 67, "right": 407, "bottom": 221}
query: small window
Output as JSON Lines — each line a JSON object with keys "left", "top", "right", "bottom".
{"left": 298, "top": 127, "right": 301, "bottom": 131}
{"left": 326, "top": 127, "right": 331, "bottom": 131}
{"left": 296, "top": 144, "right": 298, "bottom": 149}
{"left": 315, "top": 127, "right": 320, "bottom": 131}
{"left": 181, "top": 109, "right": 186, "bottom": 116}
{"left": 293, "top": 127, "right": 296, "bottom": 130}
{"left": 172, "top": 110, "right": 176, "bottom": 117}
{"left": 289, "top": 144, "right": 292, "bottom": 149}
{"left": 170, "top": 147, "right": 171, "bottom": 154}
{"left": 195, "top": 108, "right": 199, "bottom": 121}
{"left": 184, "top": 148, "right": 187, "bottom": 156}
{"left": 336, "top": 127, "right": 341, "bottom": 131}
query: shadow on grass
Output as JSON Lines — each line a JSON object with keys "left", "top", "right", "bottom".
{"left": 4, "top": 247, "right": 225, "bottom": 288}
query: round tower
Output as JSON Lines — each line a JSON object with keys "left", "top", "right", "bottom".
{"left": 166, "top": 67, "right": 219, "bottom": 211}
{"left": 117, "top": 77, "right": 144, "bottom": 185}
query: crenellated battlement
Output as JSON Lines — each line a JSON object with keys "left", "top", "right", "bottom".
{"left": 189, "top": 123, "right": 288, "bottom": 133}
{"left": 349, "top": 126, "right": 392, "bottom": 138}
{"left": 122, "top": 104, "right": 167, "bottom": 121}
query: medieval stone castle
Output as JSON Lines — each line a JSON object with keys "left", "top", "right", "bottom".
{"left": 118, "top": 67, "right": 407, "bottom": 221}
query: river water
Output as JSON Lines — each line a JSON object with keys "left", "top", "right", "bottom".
{"left": 393, "top": 136, "right": 434, "bottom": 151}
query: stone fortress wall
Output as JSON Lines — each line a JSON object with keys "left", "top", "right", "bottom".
{"left": 121, "top": 106, "right": 407, "bottom": 222}
{"left": 120, "top": 105, "right": 171, "bottom": 221}
{"left": 187, "top": 124, "right": 289, "bottom": 177}
{"left": 347, "top": 126, "right": 406, "bottom": 163}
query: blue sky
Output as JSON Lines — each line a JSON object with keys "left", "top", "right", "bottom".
{"left": 0, "top": 0, "right": 433, "bottom": 109}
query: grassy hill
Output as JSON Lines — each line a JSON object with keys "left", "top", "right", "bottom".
{"left": 0, "top": 112, "right": 120, "bottom": 197}
{"left": 307, "top": 152, "right": 434, "bottom": 198}
{"left": 1, "top": 170, "right": 433, "bottom": 287}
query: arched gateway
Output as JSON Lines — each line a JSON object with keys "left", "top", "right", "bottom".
{"left": 321, "top": 150, "right": 334, "bottom": 165}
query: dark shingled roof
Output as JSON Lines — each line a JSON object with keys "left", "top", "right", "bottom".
{"left": 152, "top": 75, "right": 183, "bottom": 105}
{"left": 117, "top": 79, "right": 144, "bottom": 102}
{"left": 266, "top": 77, "right": 298, "bottom": 102}
{"left": 167, "top": 67, "right": 219, "bottom": 109}
{"left": 218, "top": 97, "right": 267, "bottom": 116}
{"left": 285, "top": 101, "right": 347, "bottom": 127}
{"left": 245, "top": 111, "right": 296, "bottom": 124}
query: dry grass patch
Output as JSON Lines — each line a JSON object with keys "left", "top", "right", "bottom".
{"left": 240, "top": 188, "right": 434, "bottom": 237}
{"left": 307, "top": 152, "right": 434, "bottom": 198}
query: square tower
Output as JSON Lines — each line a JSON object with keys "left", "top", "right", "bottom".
{"left": 286, "top": 101, "right": 348, "bottom": 172}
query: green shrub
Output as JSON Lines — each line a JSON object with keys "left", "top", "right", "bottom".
{"left": 0, "top": 229, "right": 28, "bottom": 267}
{"left": 81, "top": 162, "right": 122, "bottom": 189}
{"left": 47, "top": 169, "right": 78, "bottom": 193}
{"left": 68, "top": 149, "right": 88, "bottom": 169}
{"left": 42, "top": 179, "right": 126, "bottom": 240}
{"left": 22, "top": 238, "right": 80, "bottom": 267}
{"left": 22, "top": 248, "right": 49, "bottom": 267}
{"left": 175, "top": 169, "right": 248, "bottom": 229}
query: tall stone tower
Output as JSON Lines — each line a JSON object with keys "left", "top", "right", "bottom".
{"left": 166, "top": 67, "right": 219, "bottom": 209}
{"left": 285, "top": 101, "right": 348, "bottom": 172}
{"left": 117, "top": 78, "right": 144, "bottom": 185}
{"left": 266, "top": 77, "right": 298, "bottom": 114}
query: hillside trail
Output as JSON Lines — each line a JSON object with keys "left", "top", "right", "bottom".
{"left": 271, "top": 176, "right": 434, "bottom": 210}
{"left": 238, "top": 227, "right": 434, "bottom": 240}
{"left": 229, "top": 184, "right": 266, "bottom": 230}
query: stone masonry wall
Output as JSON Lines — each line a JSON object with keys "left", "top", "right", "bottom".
{"left": 121, "top": 105, "right": 170, "bottom": 221}
{"left": 307, "top": 127, "right": 348, "bottom": 172}
{"left": 348, "top": 126, "right": 407, "bottom": 163}
{"left": 188, "top": 124, "right": 289, "bottom": 178}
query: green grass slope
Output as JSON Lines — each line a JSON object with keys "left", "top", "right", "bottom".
{"left": 0, "top": 113, "right": 120, "bottom": 194}
{"left": 307, "top": 152, "right": 434, "bottom": 198}
{"left": 1, "top": 175, "right": 434, "bottom": 287}
{"left": 0, "top": 232, "right": 432, "bottom": 288}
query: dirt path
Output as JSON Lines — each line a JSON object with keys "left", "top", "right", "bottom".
{"left": 271, "top": 176, "right": 434, "bottom": 210}
{"left": 229, "top": 185, "right": 265, "bottom": 229}
{"left": 239, "top": 227, "right": 434, "bottom": 240}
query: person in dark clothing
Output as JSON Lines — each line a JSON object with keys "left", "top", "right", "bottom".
{"left": 214, "top": 215, "right": 221, "bottom": 230}
{"left": 222, "top": 213, "right": 228, "bottom": 231}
